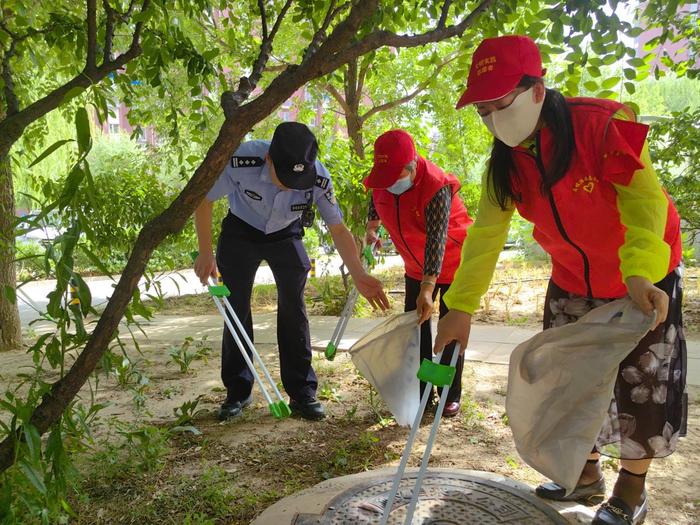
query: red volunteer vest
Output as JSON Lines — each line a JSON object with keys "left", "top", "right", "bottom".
{"left": 510, "top": 97, "right": 682, "bottom": 298}
{"left": 372, "top": 157, "right": 473, "bottom": 284}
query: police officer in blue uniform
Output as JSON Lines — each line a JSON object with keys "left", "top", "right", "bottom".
{"left": 194, "top": 122, "right": 389, "bottom": 421}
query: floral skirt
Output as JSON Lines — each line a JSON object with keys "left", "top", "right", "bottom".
{"left": 543, "top": 266, "right": 687, "bottom": 460}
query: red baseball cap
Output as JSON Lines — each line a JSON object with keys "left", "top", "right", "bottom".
{"left": 364, "top": 130, "right": 417, "bottom": 189}
{"left": 455, "top": 35, "right": 546, "bottom": 109}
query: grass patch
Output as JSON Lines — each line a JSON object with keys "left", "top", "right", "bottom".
{"left": 147, "top": 266, "right": 407, "bottom": 318}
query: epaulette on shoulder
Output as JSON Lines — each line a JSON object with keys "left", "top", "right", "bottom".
{"left": 314, "top": 175, "right": 329, "bottom": 189}
{"left": 231, "top": 156, "right": 265, "bottom": 168}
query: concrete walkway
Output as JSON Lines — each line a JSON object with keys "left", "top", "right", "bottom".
{"left": 15, "top": 253, "right": 405, "bottom": 324}
{"left": 114, "top": 311, "right": 700, "bottom": 386}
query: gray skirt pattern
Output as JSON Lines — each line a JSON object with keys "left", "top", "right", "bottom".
{"left": 543, "top": 266, "right": 687, "bottom": 460}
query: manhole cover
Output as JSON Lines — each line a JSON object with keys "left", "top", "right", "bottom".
{"left": 254, "top": 469, "right": 568, "bottom": 524}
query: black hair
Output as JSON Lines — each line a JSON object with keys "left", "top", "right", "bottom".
{"left": 486, "top": 75, "right": 575, "bottom": 210}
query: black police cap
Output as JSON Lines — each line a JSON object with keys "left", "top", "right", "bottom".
{"left": 268, "top": 122, "right": 318, "bottom": 190}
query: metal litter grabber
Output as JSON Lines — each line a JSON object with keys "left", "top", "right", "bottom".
{"left": 380, "top": 345, "right": 461, "bottom": 525}
{"left": 192, "top": 252, "right": 291, "bottom": 420}
{"left": 325, "top": 244, "right": 378, "bottom": 361}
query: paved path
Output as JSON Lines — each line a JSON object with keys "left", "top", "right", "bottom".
{"left": 15, "top": 253, "right": 404, "bottom": 324}
{"left": 32, "top": 311, "right": 696, "bottom": 386}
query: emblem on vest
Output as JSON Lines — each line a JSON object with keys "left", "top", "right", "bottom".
{"left": 244, "top": 189, "right": 263, "bottom": 201}
{"left": 291, "top": 203, "right": 309, "bottom": 212}
{"left": 231, "top": 156, "right": 264, "bottom": 168}
{"left": 573, "top": 175, "right": 597, "bottom": 193}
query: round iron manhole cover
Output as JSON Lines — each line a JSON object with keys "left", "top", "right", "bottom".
{"left": 253, "top": 469, "right": 568, "bottom": 525}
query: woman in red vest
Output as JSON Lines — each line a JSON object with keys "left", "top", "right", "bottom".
{"left": 364, "top": 129, "right": 473, "bottom": 417}
{"left": 434, "top": 35, "right": 686, "bottom": 525}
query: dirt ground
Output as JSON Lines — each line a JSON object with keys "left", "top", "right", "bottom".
{"left": 62, "top": 344, "right": 698, "bottom": 525}
{"left": 2, "top": 263, "right": 699, "bottom": 524}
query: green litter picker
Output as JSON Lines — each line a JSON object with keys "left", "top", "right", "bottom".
{"left": 380, "top": 345, "right": 461, "bottom": 524}
{"left": 191, "top": 252, "right": 291, "bottom": 420}
{"left": 324, "top": 243, "right": 378, "bottom": 361}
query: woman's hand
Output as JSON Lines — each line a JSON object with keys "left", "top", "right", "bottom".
{"left": 416, "top": 285, "right": 434, "bottom": 324}
{"left": 433, "top": 309, "right": 472, "bottom": 355}
{"left": 625, "top": 275, "right": 668, "bottom": 329}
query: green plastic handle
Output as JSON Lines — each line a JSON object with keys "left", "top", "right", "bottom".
{"left": 417, "top": 358, "right": 456, "bottom": 387}
{"left": 325, "top": 342, "right": 337, "bottom": 361}
{"left": 362, "top": 245, "right": 376, "bottom": 267}
{"left": 208, "top": 284, "right": 231, "bottom": 298}
{"left": 269, "top": 400, "right": 292, "bottom": 419}
{"left": 190, "top": 250, "right": 199, "bottom": 262}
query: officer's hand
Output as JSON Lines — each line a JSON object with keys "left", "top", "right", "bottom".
{"left": 625, "top": 275, "right": 668, "bottom": 329}
{"left": 354, "top": 272, "right": 390, "bottom": 310}
{"left": 194, "top": 252, "right": 217, "bottom": 286}
{"left": 365, "top": 229, "right": 382, "bottom": 250}
{"left": 433, "top": 309, "right": 471, "bottom": 355}
{"left": 416, "top": 286, "right": 434, "bottom": 325}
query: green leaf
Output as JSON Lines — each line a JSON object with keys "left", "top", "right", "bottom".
{"left": 23, "top": 424, "right": 42, "bottom": 462}
{"left": 75, "top": 107, "right": 92, "bottom": 155}
{"left": 583, "top": 81, "right": 598, "bottom": 92}
{"left": 587, "top": 66, "right": 602, "bottom": 78}
{"left": 57, "top": 165, "right": 86, "bottom": 210}
{"left": 28, "top": 139, "right": 74, "bottom": 168}
{"left": 19, "top": 460, "right": 47, "bottom": 495}
{"left": 624, "top": 82, "right": 635, "bottom": 95}
{"left": 623, "top": 68, "right": 637, "bottom": 80}
{"left": 601, "top": 77, "right": 621, "bottom": 89}
{"left": 2, "top": 285, "right": 16, "bottom": 305}
{"left": 72, "top": 272, "right": 93, "bottom": 316}
{"left": 623, "top": 101, "right": 640, "bottom": 116}
{"left": 79, "top": 245, "right": 114, "bottom": 279}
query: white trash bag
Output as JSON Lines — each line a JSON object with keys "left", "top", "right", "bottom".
{"left": 506, "top": 298, "right": 655, "bottom": 493}
{"left": 349, "top": 312, "right": 421, "bottom": 427}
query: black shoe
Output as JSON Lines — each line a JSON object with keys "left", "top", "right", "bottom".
{"left": 592, "top": 492, "right": 648, "bottom": 525}
{"left": 218, "top": 394, "right": 253, "bottom": 421}
{"left": 535, "top": 477, "right": 606, "bottom": 505}
{"left": 290, "top": 398, "right": 326, "bottom": 421}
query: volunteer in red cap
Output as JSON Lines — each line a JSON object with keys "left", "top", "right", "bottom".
{"left": 364, "top": 129, "right": 473, "bottom": 417}
{"left": 434, "top": 35, "right": 685, "bottom": 525}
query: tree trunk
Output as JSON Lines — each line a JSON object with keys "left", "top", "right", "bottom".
{"left": 346, "top": 112, "right": 365, "bottom": 159}
{"left": 0, "top": 151, "right": 21, "bottom": 351}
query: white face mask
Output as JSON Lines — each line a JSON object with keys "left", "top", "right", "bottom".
{"left": 481, "top": 87, "right": 544, "bottom": 147}
{"left": 386, "top": 175, "right": 413, "bottom": 195}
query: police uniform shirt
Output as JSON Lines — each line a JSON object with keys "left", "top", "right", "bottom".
{"left": 206, "top": 140, "right": 343, "bottom": 234}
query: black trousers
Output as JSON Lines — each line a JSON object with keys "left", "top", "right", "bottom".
{"left": 404, "top": 275, "right": 463, "bottom": 404}
{"left": 215, "top": 213, "right": 317, "bottom": 403}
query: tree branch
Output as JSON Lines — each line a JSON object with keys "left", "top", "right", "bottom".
{"left": 299, "top": 0, "right": 494, "bottom": 91}
{"left": 356, "top": 53, "right": 372, "bottom": 99}
{"left": 257, "top": 0, "right": 268, "bottom": 41}
{"left": 86, "top": 0, "right": 98, "bottom": 72}
{"left": 222, "top": 0, "right": 293, "bottom": 116}
{"left": 360, "top": 54, "right": 457, "bottom": 123}
{"left": 303, "top": 0, "right": 347, "bottom": 63}
{"left": 438, "top": 0, "right": 453, "bottom": 28}
{"left": 103, "top": 0, "right": 116, "bottom": 62}
{"left": 324, "top": 83, "right": 350, "bottom": 114}
{"left": 0, "top": 0, "right": 151, "bottom": 156}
